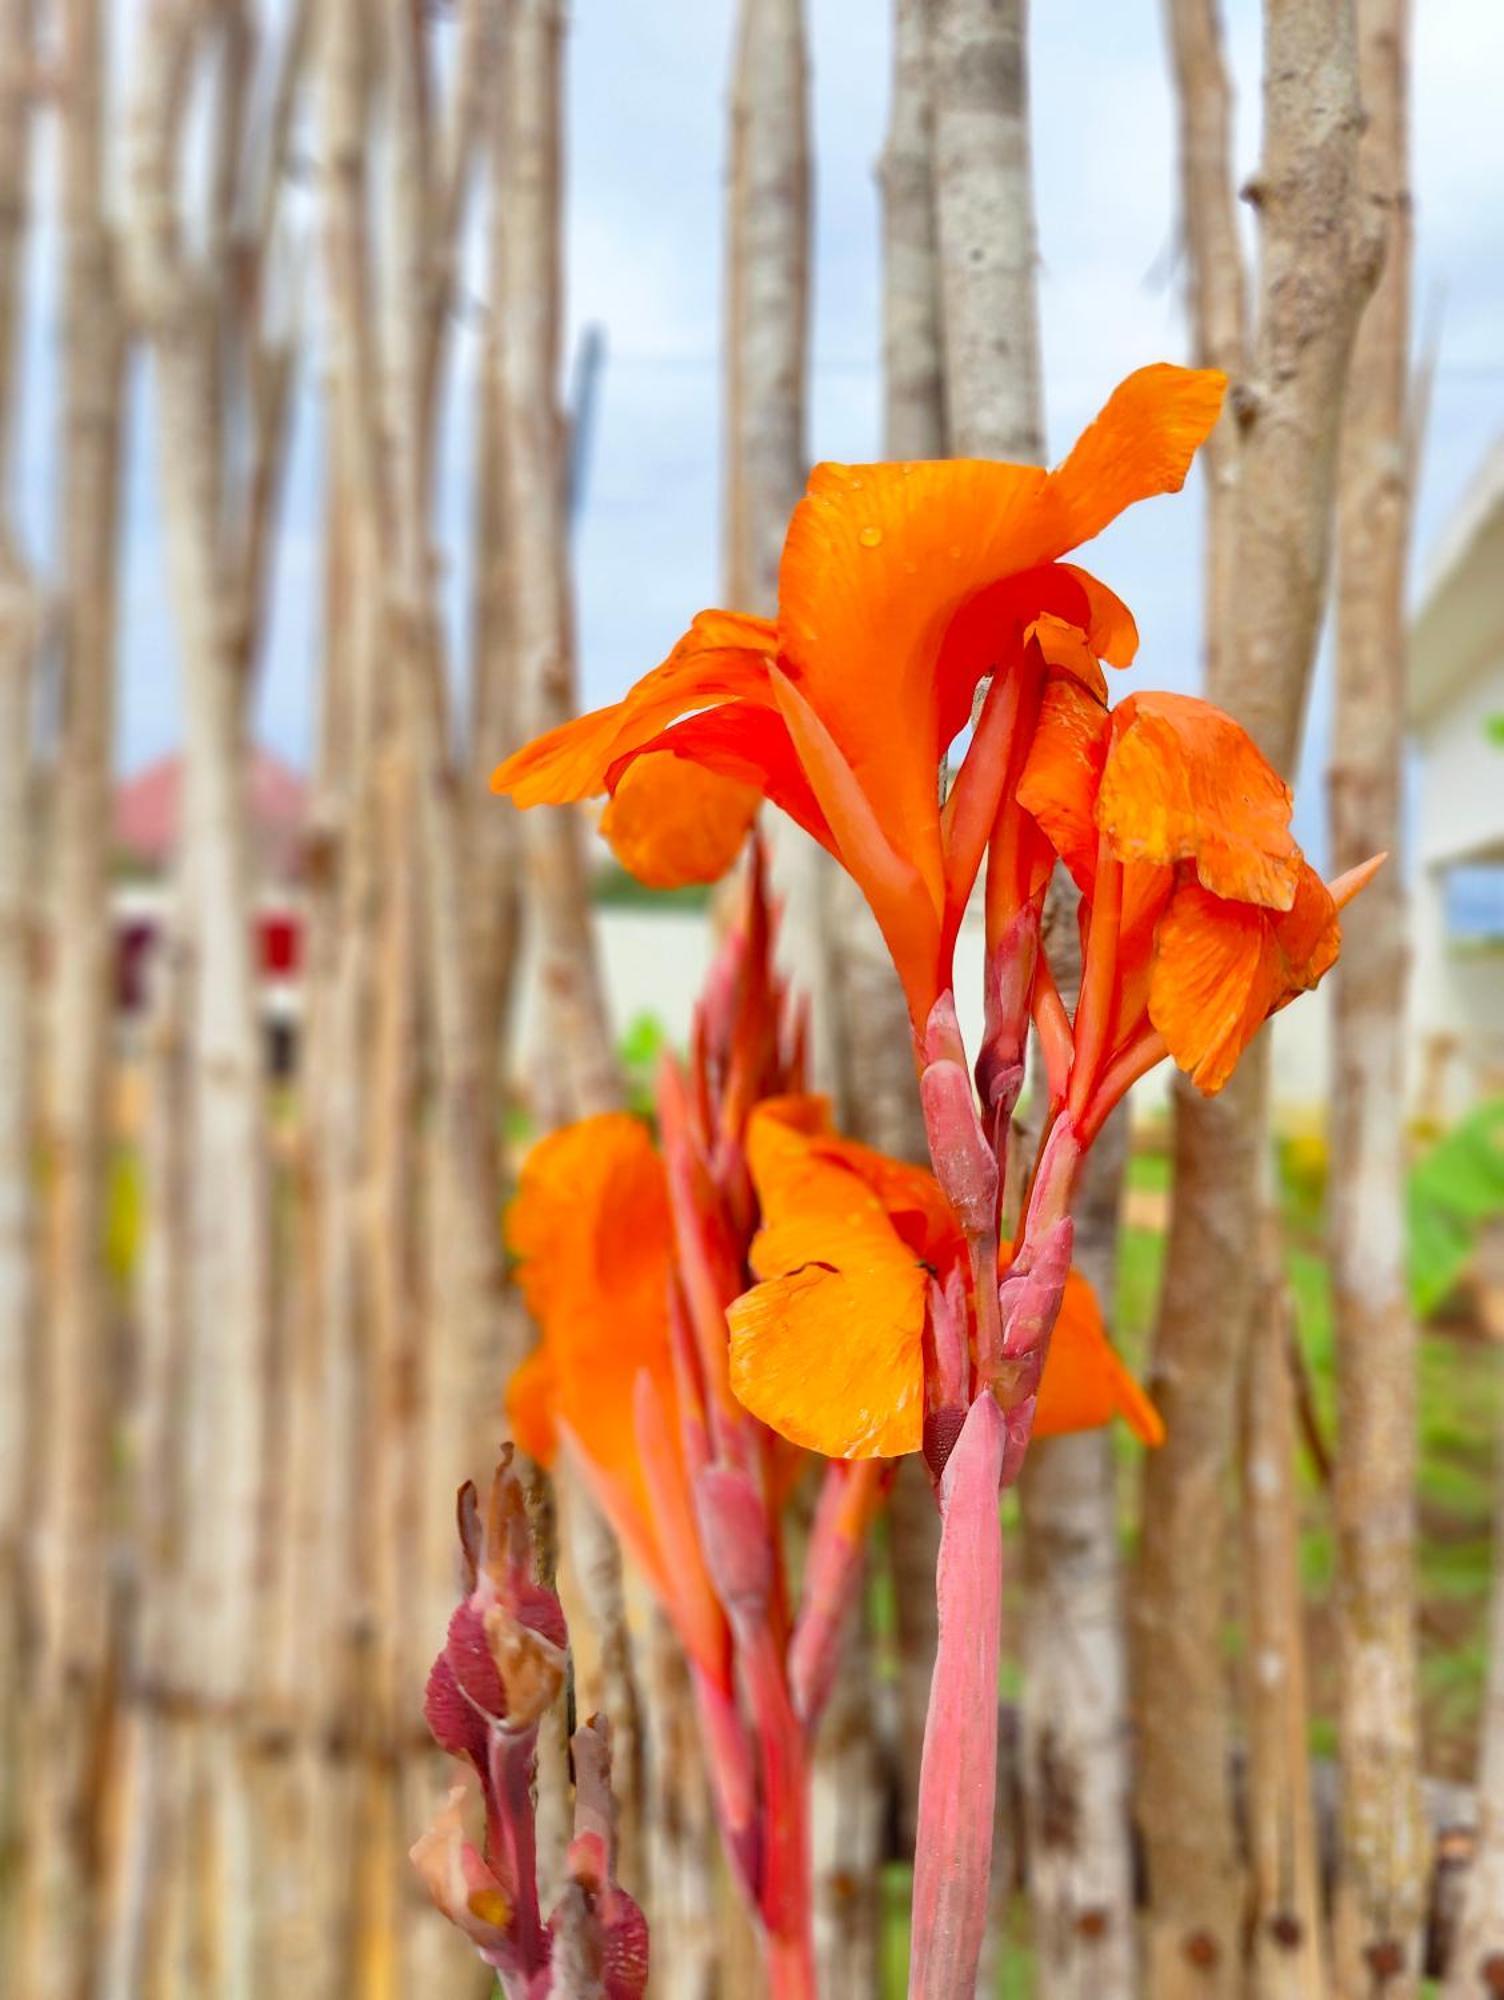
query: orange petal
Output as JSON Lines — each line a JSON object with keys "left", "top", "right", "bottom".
{"left": 778, "top": 456, "right": 1051, "bottom": 897}
{"left": 507, "top": 1347, "right": 559, "bottom": 1464}
{"left": 506, "top": 1114, "right": 682, "bottom": 1534}
{"left": 771, "top": 667, "right": 944, "bottom": 1022}
{"left": 1033, "top": 1268, "right": 1164, "bottom": 1446}
{"left": 618, "top": 702, "right": 837, "bottom": 857}
{"left": 599, "top": 754, "right": 761, "bottom": 888}
{"left": 1148, "top": 865, "right": 1341, "bottom": 1094}
{"left": 508, "top": 1114, "right": 672, "bottom": 1327}
{"left": 804, "top": 1130, "right": 967, "bottom": 1282}
{"left": 728, "top": 1251, "right": 925, "bottom": 1460}
{"left": 1017, "top": 674, "right": 1111, "bottom": 894}
{"left": 492, "top": 610, "right": 777, "bottom": 806}
{"left": 1028, "top": 612, "right": 1108, "bottom": 702}
{"left": 1096, "top": 691, "right": 1303, "bottom": 910}
{"left": 1042, "top": 364, "right": 1227, "bottom": 551}
{"left": 1059, "top": 563, "right": 1139, "bottom": 667}
{"left": 734, "top": 1106, "right": 931, "bottom": 1458}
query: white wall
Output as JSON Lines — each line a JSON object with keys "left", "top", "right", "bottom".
{"left": 514, "top": 904, "right": 1337, "bottom": 1125}
{"left": 1410, "top": 651, "right": 1504, "bottom": 1119}
{"left": 1414, "top": 653, "right": 1504, "bottom": 869}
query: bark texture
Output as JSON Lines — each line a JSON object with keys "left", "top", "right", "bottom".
{"left": 1242, "top": 1242, "right": 1328, "bottom": 2000}
{"left": 26, "top": 0, "right": 122, "bottom": 1986}
{"left": 880, "top": 0, "right": 947, "bottom": 460}
{"left": 868, "top": 0, "right": 949, "bottom": 1850}
{"left": 126, "top": 12, "right": 274, "bottom": 1991}
{"left": 1330, "top": 0, "right": 1425, "bottom": 1986}
{"left": 497, "top": 0, "right": 645, "bottom": 1931}
{"left": 1136, "top": 2, "right": 1379, "bottom": 1992}
{"left": 1018, "top": 1118, "right": 1137, "bottom": 2000}
{"left": 1018, "top": 882, "right": 1138, "bottom": 2000}
{"left": 0, "top": 10, "right": 38, "bottom": 1974}
{"left": 929, "top": 0, "right": 1042, "bottom": 461}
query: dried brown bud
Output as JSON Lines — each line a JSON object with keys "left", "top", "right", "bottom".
{"left": 485, "top": 1605, "right": 566, "bottom": 1727}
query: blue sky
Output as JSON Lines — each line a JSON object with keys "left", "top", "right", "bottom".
{"left": 20, "top": 2, "right": 1502, "bottom": 867}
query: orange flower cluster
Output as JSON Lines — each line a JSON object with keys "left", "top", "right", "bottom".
{"left": 496, "top": 363, "right": 1373, "bottom": 1473}
{"left": 493, "top": 363, "right": 1378, "bottom": 1998}
{"left": 503, "top": 858, "right": 1160, "bottom": 1987}
{"left": 496, "top": 364, "right": 1227, "bottom": 1028}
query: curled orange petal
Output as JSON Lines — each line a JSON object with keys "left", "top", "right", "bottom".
{"left": 1042, "top": 364, "right": 1227, "bottom": 551}
{"left": 598, "top": 754, "right": 761, "bottom": 888}
{"left": 1017, "top": 674, "right": 1111, "bottom": 894}
{"left": 492, "top": 610, "right": 777, "bottom": 807}
{"left": 1096, "top": 691, "right": 1302, "bottom": 910}
{"left": 1148, "top": 865, "right": 1342, "bottom": 1094}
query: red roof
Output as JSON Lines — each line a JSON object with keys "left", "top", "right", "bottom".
{"left": 115, "top": 749, "right": 309, "bottom": 878}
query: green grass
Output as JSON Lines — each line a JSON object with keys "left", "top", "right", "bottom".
{"left": 591, "top": 864, "right": 713, "bottom": 912}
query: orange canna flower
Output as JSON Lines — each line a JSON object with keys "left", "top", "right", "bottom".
{"left": 727, "top": 1099, "right": 1160, "bottom": 1459}
{"left": 1017, "top": 681, "right": 1377, "bottom": 1114}
{"left": 495, "top": 365, "right": 1226, "bottom": 1025}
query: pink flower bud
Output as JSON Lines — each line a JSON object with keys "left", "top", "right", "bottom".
{"left": 695, "top": 1464, "right": 775, "bottom": 1615}
{"left": 920, "top": 1058, "right": 998, "bottom": 1235}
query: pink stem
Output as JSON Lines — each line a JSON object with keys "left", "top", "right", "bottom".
{"left": 788, "top": 1458, "right": 892, "bottom": 1730}
{"left": 908, "top": 1394, "right": 1007, "bottom": 1998}
{"left": 741, "top": 1619, "right": 816, "bottom": 1996}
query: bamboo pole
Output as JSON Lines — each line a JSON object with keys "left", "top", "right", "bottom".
{"left": 1017, "top": 882, "right": 1139, "bottom": 2000}
{"left": 0, "top": 11, "right": 39, "bottom": 1978}
{"left": 929, "top": 0, "right": 1042, "bottom": 463}
{"left": 871, "top": 0, "right": 946, "bottom": 1780}
{"left": 502, "top": 0, "right": 622, "bottom": 1125}
{"left": 1242, "top": 1238, "right": 1329, "bottom": 2000}
{"left": 1135, "top": 3, "right": 1380, "bottom": 1992}
{"left": 496, "top": 0, "right": 647, "bottom": 1861}
{"left": 121, "top": 7, "right": 309, "bottom": 1988}
{"left": 26, "top": 0, "right": 124, "bottom": 1987}
{"left": 1330, "top": 0, "right": 1426, "bottom": 1986}
{"left": 880, "top": 0, "right": 946, "bottom": 464}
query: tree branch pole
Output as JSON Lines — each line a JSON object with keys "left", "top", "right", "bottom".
{"left": 1136, "top": 2, "right": 1379, "bottom": 1991}
{"left": 0, "top": 4, "right": 40, "bottom": 1979}
{"left": 873, "top": 0, "right": 950, "bottom": 1867}
{"left": 1018, "top": 883, "right": 1139, "bottom": 2000}
{"left": 1331, "top": 0, "right": 1426, "bottom": 1984}
{"left": 498, "top": 0, "right": 647, "bottom": 1926}
{"left": 26, "top": 0, "right": 124, "bottom": 1988}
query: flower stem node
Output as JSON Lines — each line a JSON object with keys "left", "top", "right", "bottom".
{"left": 997, "top": 1215, "right": 1074, "bottom": 1376}
{"left": 919, "top": 1057, "right": 998, "bottom": 1239}
{"left": 976, "top": 908, "right": 1040, "bottom": 1121}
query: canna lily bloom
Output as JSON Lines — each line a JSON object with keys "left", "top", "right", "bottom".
{"left": 1017, "top": 682, "right": 1382, "bottom": 1123}
{"left": 507, "top": 1112, "right": 729, "bottom": 1678}
{"left": 726, "top": 1098, "right": 1161, "bottom": 1460}
{"left": 494, "top": 364, "right": 1226, "bottom": 1026}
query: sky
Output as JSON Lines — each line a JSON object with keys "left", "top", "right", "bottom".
{"left": 21, "top": 1, "right": 1504, "bottom": 868}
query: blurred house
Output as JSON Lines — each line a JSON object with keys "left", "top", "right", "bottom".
{"left": 113, "top": 749, "right": 307, "bottom": 1073}
{"left": 1410, "top": 438, "right": 1504, "bottom": 1121}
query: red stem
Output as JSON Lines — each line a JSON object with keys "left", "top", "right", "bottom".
{"left": 908, "top": 1395, "right": 1007, "bottom": 1997}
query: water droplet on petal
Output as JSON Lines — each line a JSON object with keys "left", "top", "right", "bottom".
{"left": 858, "top": 526, "right": 882, "bottom": 548}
